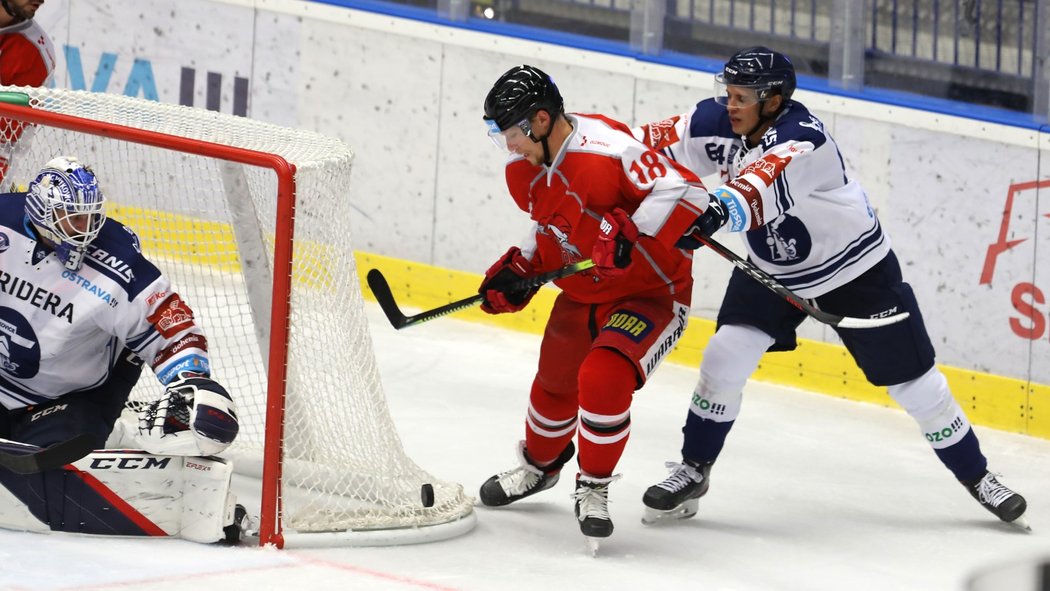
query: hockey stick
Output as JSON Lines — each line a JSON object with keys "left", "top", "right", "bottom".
{"left": 367, "top": 259, "right": 596, "bottom": 329}
{"left": 695, "top": 234, "right": 910, "bottom": 329}
{"left": 0, "top": 434, "right": 95, "bottom": 474}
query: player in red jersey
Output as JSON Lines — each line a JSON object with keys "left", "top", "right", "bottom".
{"left": 0, "top": 0, "right": 54, "bottom": 88}
{"left": 475, "top": 64, "right": 720, "bottom": 549}
{"left": 0, "top": 0, "right": 56, "bottom": 178}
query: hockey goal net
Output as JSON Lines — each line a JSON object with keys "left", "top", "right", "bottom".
{"left": 0, "top": 87, "right": 475, "bottom": 547}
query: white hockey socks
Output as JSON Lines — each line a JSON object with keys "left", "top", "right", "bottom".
{"left": 689, "top": 324, "right": 774, "bottom": 423}
{"left": 888, "top": 366, "right": 973, "bottom": 449}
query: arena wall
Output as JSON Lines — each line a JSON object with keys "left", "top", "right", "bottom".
{"left": 32, "top": 0, "right": 1050, "bottom": 437}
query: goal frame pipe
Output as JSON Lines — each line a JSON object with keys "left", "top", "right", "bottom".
{"left": 0, "top": 101, "right": 294, "bottom": 548}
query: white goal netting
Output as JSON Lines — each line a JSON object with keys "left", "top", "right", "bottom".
{"left": 0, "top": 86, "right": 475, "bottom": 547}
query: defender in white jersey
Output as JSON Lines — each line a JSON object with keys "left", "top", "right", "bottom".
{"left": 635, "top": 47, "right": 1028, "bottom": 529}
{"left": 0, "top": 157, "right": 244, "bottom": 543}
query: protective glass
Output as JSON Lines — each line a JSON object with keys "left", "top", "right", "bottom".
{"left": 485, "top": 117, "right": 532, "bottom": 152}
{"left": 713, "top": 74, "right": 763, "bottom": 108}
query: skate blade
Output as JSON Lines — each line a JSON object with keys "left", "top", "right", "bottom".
{"left": 1007, "top": 514, "right": 1032, "bottom": 532}
{"left": 641, "top": 498, "right": 699, "bottom": 525}
{"left": 585, "top": 536, "right": 601, "bottom": 556}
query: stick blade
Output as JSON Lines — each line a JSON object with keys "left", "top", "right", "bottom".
{"left": 366, "top": 269, "right": 408, "bottom": 329}
{"left": 834, "top": 311, "right": 911, "bottom": 329}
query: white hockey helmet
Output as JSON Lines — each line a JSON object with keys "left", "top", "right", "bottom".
{"left": 26, "top": 156, "right": 107, "bottom": 271}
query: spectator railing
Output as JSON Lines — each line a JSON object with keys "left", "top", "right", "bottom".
{"left": 403, "top": 0, "right": 1050, "bottom": 120}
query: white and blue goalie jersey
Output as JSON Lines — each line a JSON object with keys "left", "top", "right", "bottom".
{"left": 0, "top": 192, "right": 211, "bottom": 410}
{"left": 636, "top": 98, "right": 891, "bottom": 298}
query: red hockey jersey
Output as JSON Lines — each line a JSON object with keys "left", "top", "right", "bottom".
{"left": 0, "top": 18, "right": 55, "bottom": 169}
{"left": 0, "top": 18, "right": 55, "bottom": 87}
{"left": 504, "top": 113, "right": 708, "bottom": 304}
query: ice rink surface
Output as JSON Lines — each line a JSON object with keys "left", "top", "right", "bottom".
{"left": 2, "top": 303, "right": 1048, "bottom": 591}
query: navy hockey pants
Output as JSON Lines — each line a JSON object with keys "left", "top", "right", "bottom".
{"left": 0, "top": 348, "right": 144, "bottom": 448}
{"left": 717, "top": 250, "right": 936, "bottom": 387}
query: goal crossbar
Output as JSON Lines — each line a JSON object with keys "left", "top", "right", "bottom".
{"left": 0, "top": 90, "right": 472, "bottom": 550}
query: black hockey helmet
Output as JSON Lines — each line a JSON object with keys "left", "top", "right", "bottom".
{"left": 716, "top": 46, "right": 797, "bottom": 103}
{"left": 483, "top": 65, "right": 564, "bottom": 132}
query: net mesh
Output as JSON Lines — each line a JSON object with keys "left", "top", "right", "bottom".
{"left": 0, "top": 86, "right": 473, "bottom": 538}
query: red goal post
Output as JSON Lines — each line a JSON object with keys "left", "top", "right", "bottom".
{"left": 0, "top": 87, "right": 475, "bottom": 547}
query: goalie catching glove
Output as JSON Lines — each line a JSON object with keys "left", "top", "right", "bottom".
{"left": 138, "top": 375, "right": 239, "bottom": 456}
{"left": 479, "top": 246, "right": 539, "bottom": 314}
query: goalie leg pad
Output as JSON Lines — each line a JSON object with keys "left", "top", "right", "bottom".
{"left": 0, "top": 450, "right": 235, "bottom": 543}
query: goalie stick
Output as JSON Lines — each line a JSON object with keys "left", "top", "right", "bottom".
{"left": 0, "top": 434, "right": 95, "bottom": 475}
{"left": 367, "top": 259, "right": 596, "bottom": 329}
{"left": 695, "top": 234, "right": 911, "bottom": 329}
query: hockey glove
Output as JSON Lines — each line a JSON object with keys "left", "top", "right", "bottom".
{"left": 479, "top": 246, "right": 539, "bottom": 314}
{"left": 138, "top": 374, "right": 239, "bottom": 456}
{"left": 592, "top": 208, "right": 639, "bottom": 280}
{"left": 676, "top": 193, "right": 729, "bottom": 250}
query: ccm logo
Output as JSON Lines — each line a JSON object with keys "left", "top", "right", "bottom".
{"left": 30, "top": 404, "right": 67, "bottom": 422}
{"left": 89, "top": 456, "right": 173, "bottom": 470}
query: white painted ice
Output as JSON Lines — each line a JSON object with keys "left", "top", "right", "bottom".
{"left": 1, "top": 304, "right": 1047, "bottom": 591}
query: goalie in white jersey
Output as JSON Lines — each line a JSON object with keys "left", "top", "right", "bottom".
{"left": 635, "top": 47, "right": 1028, "bottom": 529}
{"left": 0, "top": 156, "right": 244, "bottom": 543}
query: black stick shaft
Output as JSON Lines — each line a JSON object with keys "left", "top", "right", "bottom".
{"left": 368, "top": 259, "right": 596, "bottom": 329}
{"left": 0, "top": 434, "right": 95, "bottom": 474}
{"left": 696, "top": 234, "right": 910, "bottom": 329}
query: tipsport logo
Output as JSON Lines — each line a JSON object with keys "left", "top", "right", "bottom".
{"left": 979, "top": 179, "right": 1050, "bottom": 341}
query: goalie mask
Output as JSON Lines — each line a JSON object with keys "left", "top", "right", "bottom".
{"left": 26, "top": 156, "right": 106, "bottom": 271}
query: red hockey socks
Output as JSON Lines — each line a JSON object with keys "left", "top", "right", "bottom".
{"left": 524, "top": 377, "right": 579, "bottom": 467}
{"left": 576, "top": 347, "right": 636, "bottom": 478}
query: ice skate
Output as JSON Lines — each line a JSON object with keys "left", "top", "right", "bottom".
{"left": 965, "top": 471, "right": 1030, "bottom": 531}
{"left": 479, "top": 441, "right": 575, "bottom": 507}
{"left": 220, "top": 504, "right": 250, "bottom": 545}
{"left": 641, "top": 460, "right": 711, "bottom": 525}
{"left": 573, "top": 473, "right": 619, "bottom": 555}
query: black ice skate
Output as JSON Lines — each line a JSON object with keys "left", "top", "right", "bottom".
{"left": 573, "top": 473, "right": 619, "bottom": 555}
{"left": 479, "top": 441, "right": 575, "bottom": 507}
{"left": 965, "top": 471, "right": 1030, "bottom": 531}
{"left": 220, "top": 504, "right": 250, "bottom": 545}
{"left": 641, "top": 459, "right": 712, "bottom": 524}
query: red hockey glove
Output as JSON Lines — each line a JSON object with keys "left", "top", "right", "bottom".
{"left": 592, "top": 208, "right": 639, "bottom": 280}
{"left": 479, "top": 246, "right": 538, "bottom": 314}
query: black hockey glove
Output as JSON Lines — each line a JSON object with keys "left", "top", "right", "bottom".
{"left": 676, "top": 193, "right": 729, "bottom": 250}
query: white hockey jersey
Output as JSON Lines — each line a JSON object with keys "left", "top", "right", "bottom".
{"left": 636, "top": 99, "right": 891, "bottom": 298}
{"left": 0, "top": 193, "right": 211, "bottom": 410}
